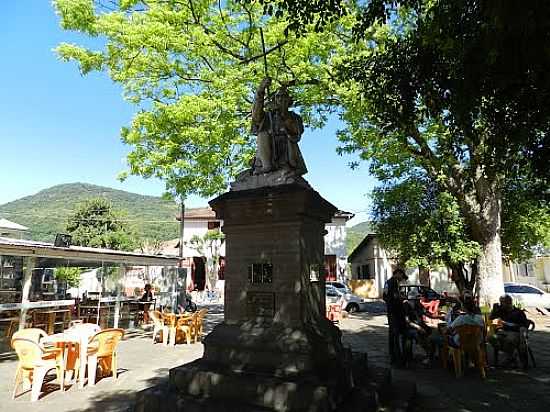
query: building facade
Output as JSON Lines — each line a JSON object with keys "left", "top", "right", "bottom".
{"left": 348, "top": 234, "right": 457, "bottom": 298}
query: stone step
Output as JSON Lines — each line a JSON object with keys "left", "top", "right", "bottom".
{"left": 378, "top": 370, "right": 417, "bottom": 412}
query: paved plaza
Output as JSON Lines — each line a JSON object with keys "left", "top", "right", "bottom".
{"left": 340, "top": 302, "right": 550, "bottom": 412}
{"left": 1, "top": 302, "right": 550, "bottom": 411}
{"left": 0, "top": 305, "right": 224, "bottom": 412}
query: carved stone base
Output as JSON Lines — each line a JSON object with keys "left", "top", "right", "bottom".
{"left": 230, "top": 169, "right": 311, "bottom": 191}
{"left": 170, "top": 360, "right": 338, "bottom": 412}
{"left": 164, "top": 182, "right": 353, "bottom": 411}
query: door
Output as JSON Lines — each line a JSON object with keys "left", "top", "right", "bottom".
{"left": 192, "top": 257, "right": 206, "bottom": 291}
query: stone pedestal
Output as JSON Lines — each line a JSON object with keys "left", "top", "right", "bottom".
{"left": 170, "top": 183, "right": 352, "bottom": 411}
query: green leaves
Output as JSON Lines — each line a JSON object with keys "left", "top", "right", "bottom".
{"left": 65, "top": 197, "right": 137, "bottom": 251}
{"left": 373, "top": 175, "right": 481, "bottom": 270}
{"left": 53, "top": 0, "right": 354, "bottom": 199}
{"left": 54, "top": 267, "right": 82, "bottom": 288}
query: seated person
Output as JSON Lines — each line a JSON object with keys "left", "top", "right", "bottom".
{"left": 140, "top": 284, "right": 154, "bottom": 323}
{"left": 403, "top": 290, "right": 436, "bottom": 361}
{"left": 445, "top": 289, "right": 481, "bottom": 324}
{"left": 489, "top": 294, "right": 529, "bottom": 365}
{"left": 447, "top": 298, "right": 485, "bottom": 348}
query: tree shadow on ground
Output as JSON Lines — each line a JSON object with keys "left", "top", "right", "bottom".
{"left": 344, "top": 305, "right": 550, "bottom": 412}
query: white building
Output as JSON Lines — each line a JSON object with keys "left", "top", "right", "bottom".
{"left": 324, "top": 211, "right": 355, "bottom": 282}
{"left": 348, "top": 234, "right": 457, "bottom": 298}
{"left": 160, "top": 207, "right": 354, "bottom": 291}
{"left": 0, "top": 218, "right": 28, "bottom": 239}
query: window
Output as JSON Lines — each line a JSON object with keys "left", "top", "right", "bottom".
{"left": 326, "top": 289, "right": 339, "bottom": 297}
{"left": 207, "top": 221, "right": 221, "bottom": 230}
{"left": 504, "top": 285, "right": 520, "bottom": 294}
{"left": 324, "top": 255, "right": 337, "bottom": 281}
{"left": 358, "top": 263, "right": 374, "bottom": 280}
{"left": 519, "top": 286, "right": 542, "bottom": 295}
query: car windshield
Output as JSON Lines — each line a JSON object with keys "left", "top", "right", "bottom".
{"left": 326, "top": 286, "right": 342, "bottom": 297}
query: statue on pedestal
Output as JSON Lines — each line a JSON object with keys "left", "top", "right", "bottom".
{"left": 250, "top": 78, "right": 307, "bottom": 177}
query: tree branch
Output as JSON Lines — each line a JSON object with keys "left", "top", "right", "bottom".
{"left": 239, "top": 40, "right": 288, "bottom": 65}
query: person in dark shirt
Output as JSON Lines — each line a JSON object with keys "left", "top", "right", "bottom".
{"left": 403, "top": 289, "right": 439, "bottom": 363}
{"left": 489, "top": 294, "right": 529, "bottom": 364}
{"left": 383, "top": 268, "right": 408, "bottom": 365}
{"left": 140, "top": 284, "right": 154, "bottom": 323}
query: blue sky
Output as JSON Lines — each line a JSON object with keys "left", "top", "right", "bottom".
{"left": 0, "top": 2, "right": 377, "bottom": 225}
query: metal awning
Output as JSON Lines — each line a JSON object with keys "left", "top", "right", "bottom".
{"left": 0, "top": 237, "right": 179, "bottom": 267}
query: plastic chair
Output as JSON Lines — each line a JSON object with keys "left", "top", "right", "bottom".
{"left": 491, "top": 324, "right": 536, "bottom": 369}
{"left": 193, "top": 308, "right": 209, "bottom": 342}
{"left": 12, "top": 328, "right": 49, "bottom": 345}
{"left": 449, "top": 325, "right": 486, "bottom": 378}
{"left": 175, "top": 314, "right": 195, "bottom": 345}
{"left": 11, "top": 337, "right": 64, "bottom": 401}
{"left": 150, "top": 311, "right": 168, "bottom": 345}
{"left": 86, "top": 328, "right": 124, "bottom": 386}
{"left": 326, "top": 304, "right": 342, "bottom": 323}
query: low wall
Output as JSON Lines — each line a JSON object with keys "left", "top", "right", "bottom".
{"left": 349, "top": 279, "right": 380, "bottom": 299}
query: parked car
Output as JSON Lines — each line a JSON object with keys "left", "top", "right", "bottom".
{"left": 504, "top": 282, "right": 550, "bottom": 310}
{"left": 325, "top": 285, "right": 367, "bottom": 313}
{"left": 399, "top": 284, "right": 453, "bottom": 305}
{"left": 326, "top": 281, "right": 352, "bottom": 295}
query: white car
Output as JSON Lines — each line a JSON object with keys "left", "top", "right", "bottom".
{"left": 504, "top": 282, "right": 550, "bottom": 310}
{"left": 326, "top": 281, "right": 352, "bottom": 295}
{"left": 325, "top": 285, "right": 367, "bottom": 313}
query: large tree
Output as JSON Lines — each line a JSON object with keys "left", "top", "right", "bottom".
{"left": 66, "top": 197, "right": 136, "bottom": 251}
{"left": 372, "top": 175, "right": 481, "bottom": 292}
{"left": 261, "top": 0, "right": 550, "bottom": 305}
{"left": 373, "top": 172, "right": 550, "bottom": 292}
{"left": 53, "top": 0, "right": 355, "bottom": 199}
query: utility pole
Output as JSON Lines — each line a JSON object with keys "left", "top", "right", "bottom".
{"left": 179, "top": 200, "right": 185, "bottom": 260}
{"left": 175, "top": 199, "right": 186, "bottom": 311}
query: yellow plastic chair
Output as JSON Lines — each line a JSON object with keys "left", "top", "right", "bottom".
{"left": 449, "top": 325, "right": 486, "bottom": 378}
{"left": 86, "top": 328, "right": 124, "bottom": 386}
{"left": 12, "top": 328, "right": 48, "bottom": 344}
{"left": 150, "top": 311, "right": 169, "bottom": 345}
{"left": 192, "top": 309, "right": 209, "bottom": 342}
{"left": 175, "top": 314, "right": 195, "bottom": 345}
{"left": 11, "top": 338, "right": 64, "bottom": 401}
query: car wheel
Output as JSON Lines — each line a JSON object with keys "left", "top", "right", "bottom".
{"left": 346, "top": 303, "right": 360, "bottom": 313}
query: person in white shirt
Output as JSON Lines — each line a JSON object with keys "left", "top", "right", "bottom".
{"left": 448, "top": 299, "right": 484, "bottom": 347}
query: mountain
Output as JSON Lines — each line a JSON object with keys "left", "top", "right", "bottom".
{"left": 0, "top": 183, "right": 180, "bottom": 242}
{"left": 346, "top": 221, "right": 375, "bottom": 254}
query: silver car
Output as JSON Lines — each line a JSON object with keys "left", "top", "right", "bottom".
{"left": 325, "top": 285, "right": 367, "bottom": 313}
{"left": 504, "top": 282, "right": 550, "bottom": 310}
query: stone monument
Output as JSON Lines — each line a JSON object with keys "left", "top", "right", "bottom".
{"left": 168, "top": 79, "right": 353, "bottom": 411}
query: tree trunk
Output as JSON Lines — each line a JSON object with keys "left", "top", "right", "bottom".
{"left": 418, "top": 266, "right": 430, "bottom": 287}
{"left": 469, "top": 186, "right": 505, "bottom": 307}
{"left": 476, "top": 230, "right": 504, "bottom": 307}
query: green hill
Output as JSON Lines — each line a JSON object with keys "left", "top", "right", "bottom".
{"left": 346, "top": 221, "right": 375, "bottom": 255}
{"left": 0, "top": 183, "right": 180, "bottom": 242}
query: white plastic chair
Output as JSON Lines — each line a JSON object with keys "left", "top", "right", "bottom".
{"left": 150, "top": 311, "right": 169, "bottom": 345}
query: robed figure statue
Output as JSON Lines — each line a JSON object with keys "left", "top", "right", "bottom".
{"left": 251, "top": 78, "right": 307, "bottom": 177}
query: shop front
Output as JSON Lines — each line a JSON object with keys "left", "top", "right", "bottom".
{"left": 0, "top": 237, "right": 179, "bottom": 353}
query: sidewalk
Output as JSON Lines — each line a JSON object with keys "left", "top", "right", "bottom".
{"left": 0, "top": 304, "right": 224, "bottom": 412}
{"left": 340, "top": 303, "right": 550, "bottom": 412}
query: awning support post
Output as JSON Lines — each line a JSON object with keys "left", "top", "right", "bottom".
{"left": 19, "top": 256, "right": 36, "bottom": 331}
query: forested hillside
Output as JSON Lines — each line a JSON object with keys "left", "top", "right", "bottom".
{"left": 0, "top": 183, "right": 180, "bottom": 242}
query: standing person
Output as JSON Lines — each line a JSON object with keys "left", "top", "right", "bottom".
{"left": 383, "top": 268, "right": 408, "bottom": 366}
{"left": 140, "top": 283, "right": 154, "bottom": 323}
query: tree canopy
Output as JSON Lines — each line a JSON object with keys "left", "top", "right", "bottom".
{"left": 66, "top": 197, "right": 136, "bottom": 251}
{"left": 54, "top": 0, "right": 550, "bottom": 304}
{"left": 258, "top": 0, "right": 550, "bottom": 303}
{"left": 53, "top": 0, "right": 357, "bottom": 199}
